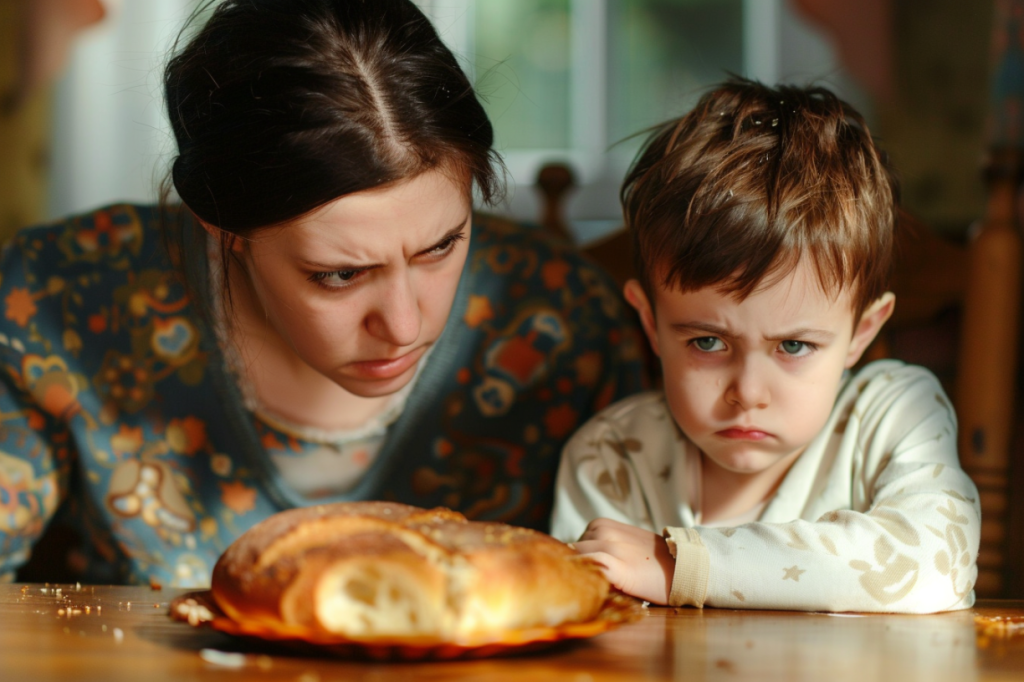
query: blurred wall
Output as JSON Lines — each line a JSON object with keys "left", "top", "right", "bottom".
{"left": 48, "top": 1, "right": 193, "bottom": 220}
{"left": 3, "top": 0, "right": 1003, "bottom": 239}
{"left": 877, "top": 0, "right": 994, "bottom": 235}
{"left": 0, "top": 2, "right": 50, "bottom": 241}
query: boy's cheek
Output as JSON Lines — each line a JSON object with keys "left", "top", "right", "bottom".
{"left": 662, "top": 377, "right": 713, "bottom": 426}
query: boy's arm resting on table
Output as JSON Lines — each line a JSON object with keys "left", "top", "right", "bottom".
{"left": 551, "top": 403, "right": 683, "bottom": 604}
{"left": 670, "top": 371, "right": 979, "bottom": 614}
{"left": 553, "top": 369, "right": 979, "bottom": 614}
{"left": 550, "top": 406, "right": 658, "bottom": 543}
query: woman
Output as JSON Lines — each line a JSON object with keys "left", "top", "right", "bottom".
{"left": 0, "top": 0, "right": 647, "bottom": 586}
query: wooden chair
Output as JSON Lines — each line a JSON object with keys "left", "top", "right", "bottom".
{"left": 536, "top": 160, "right": 1023, "bottom": 597}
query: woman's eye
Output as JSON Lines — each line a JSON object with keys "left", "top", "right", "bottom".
{"left": 423, "top": 232, "right": 466, "bottom": 258}
{"left": 309, "top": 269, "right": 363, "bottom": 290}
{"left": 693, "top": 337, "right": 725, "bottom": 352}
{"left": 428, "top": 238, "right": 455, "bottom": 255}
{"left": 779, "top": 340, "right": 812, "bottom": 356}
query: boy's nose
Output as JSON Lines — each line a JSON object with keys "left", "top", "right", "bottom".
{"left": 724, "top": 360, "right": 771, "bottom": 410}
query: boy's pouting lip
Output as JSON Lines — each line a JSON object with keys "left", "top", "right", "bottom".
{"left": 716, "top": 428, "right": 770, "bottom": 441}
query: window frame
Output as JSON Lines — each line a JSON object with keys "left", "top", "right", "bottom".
{"left": 416, "top": 0, "right": 867, "bottom": 239}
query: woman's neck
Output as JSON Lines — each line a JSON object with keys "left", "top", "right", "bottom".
{"left": 222, "top": 259, "right": 392, "bottom": 432}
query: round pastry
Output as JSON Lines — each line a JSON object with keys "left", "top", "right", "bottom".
{"left": 210, "top": 501, "right": 609, "bottom": 641}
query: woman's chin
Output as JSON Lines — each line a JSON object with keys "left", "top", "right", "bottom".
{"left": 335, "top": 368, "right": 419, "bottom": 399}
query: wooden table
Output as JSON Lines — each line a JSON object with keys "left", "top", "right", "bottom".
{"left": 1, "top": 584, "right": 1022, "bottom": 681}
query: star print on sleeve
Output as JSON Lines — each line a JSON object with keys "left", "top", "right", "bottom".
{"left": 783, "top": 565, "right": 806, "bottom": 582}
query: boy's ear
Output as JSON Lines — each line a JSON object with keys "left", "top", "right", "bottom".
{"left": 845, "top": 292, "right": 896, "bottom": 368}
{"left": 624, "top": 279, "right": 661, "bottom": 357}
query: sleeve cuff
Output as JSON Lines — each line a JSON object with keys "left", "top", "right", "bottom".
{"left": 663, "top": 527, "right": 709, "bottom": 608}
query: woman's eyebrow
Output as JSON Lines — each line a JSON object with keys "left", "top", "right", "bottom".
{"left": 299, "top": 256, "right": 376, "bottom": 272}
{"left": 415, "top": 217, "right": 470, "bottom": 255}
{"left": 299, "top": 216, "right": 470, "bottom": 271}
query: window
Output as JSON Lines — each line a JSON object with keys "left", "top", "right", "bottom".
{"left": 416, "top": 0, "right": 866, "bottom": 241}
{"left": 48, "top": 0, "right": 200, "bottom": 220}
{"left": 49, "top": 0, "right": 863, "bottom": 238}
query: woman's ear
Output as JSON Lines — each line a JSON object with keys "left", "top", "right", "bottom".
{"left": 624, "top": 279, "right": 661, "bottom": 357}
{"left": 195, "top": 217, "right": 243, "bottom": 253}
{"left": 845, "top": 292, "right": 896, "bottom": 368}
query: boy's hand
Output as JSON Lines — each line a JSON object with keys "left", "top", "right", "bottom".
{"left": 571, "top": 517, "right": 675, "bottom": 605}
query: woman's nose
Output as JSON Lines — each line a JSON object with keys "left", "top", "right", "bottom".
{"left": 724, "top": 358, "right": 771, "bottom": 410}
{"left": 364, "top": 274, "right": 421, "bottom": 347}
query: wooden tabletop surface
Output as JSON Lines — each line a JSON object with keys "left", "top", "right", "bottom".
{"left": 1, "top": 584, "right": 1022, "bottom": 681}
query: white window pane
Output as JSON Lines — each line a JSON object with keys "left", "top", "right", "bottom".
{"left": 607, "top": 0, "right": 744, "bottom": 149}
{"left": 472, "top": 0, "right": 572, "bottom": 150}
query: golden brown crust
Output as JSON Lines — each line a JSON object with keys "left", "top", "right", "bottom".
{"left": 211, "top": 501, "right": 609, "bottom": 640}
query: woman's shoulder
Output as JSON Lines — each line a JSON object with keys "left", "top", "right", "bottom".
{"left": 460, "top": 211, "right": 649, "bottom": 393}
{"left": 471, "top": 211, "right": 610, "bottom": 271}
{"left": 4, "top": 203, "right": 179, "bottom": 268}
{"left": 0, "top": 203, "right": 193, "bottom": 349}
{"left": 467, "top": 211, "right": 630, "bottom": 322}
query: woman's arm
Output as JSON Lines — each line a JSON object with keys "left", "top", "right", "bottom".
{"left": 0, "top": 367, "right": 69, "bottom": 580}
{"left": 0, "top": 235, "right": 75, "bottom": 579}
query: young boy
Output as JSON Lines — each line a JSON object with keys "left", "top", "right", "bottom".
{"left": 551, "top": 79, "right": 979, "bottom": 614}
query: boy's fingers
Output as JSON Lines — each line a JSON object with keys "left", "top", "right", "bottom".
{"left": 570, "top": 540, "right": 608, "bottom": 556}
{"left": 573, "top": 550, "right": 626, "bottom": 581}
{"left": 581, "top": 517, "right": 631, "bottom": 536}
{"left": 580, "top": 523, "right": 635, "bottom": 544}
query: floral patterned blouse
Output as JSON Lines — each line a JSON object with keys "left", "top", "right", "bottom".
{"left": 0, "top": 204, "right": 648, "bottom": 586}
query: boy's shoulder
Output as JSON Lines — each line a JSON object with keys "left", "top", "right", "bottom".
{"left": 842, "top": 359, "right": 949, "bottom": 406}
{"left": 836, "top": 359, "right": 955, "bottom": 436}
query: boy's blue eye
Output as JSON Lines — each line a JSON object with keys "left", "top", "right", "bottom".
{"left": 694, "top": 337, "right": 724, "bottom": 352}
{"left": 780, "top": 340, "right": 810, "bottom": 356}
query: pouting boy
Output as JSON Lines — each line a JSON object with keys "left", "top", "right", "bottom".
{"left": 551, "top": 79, "right": 979, "bottom": 613}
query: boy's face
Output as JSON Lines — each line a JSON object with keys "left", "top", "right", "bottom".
{"left": 625, "top": 259, "right": 894, "bottom": 477}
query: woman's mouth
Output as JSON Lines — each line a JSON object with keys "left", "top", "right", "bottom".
{"left": 716, "top": 427, "right": 771, "bottom": 441}
{"left": 347, "top": 346, "right": 427, "bottom": 381}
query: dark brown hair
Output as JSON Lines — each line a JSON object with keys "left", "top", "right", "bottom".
{"left": 162, "top": 0, "right": 501, "bottom": 309}
{"left": 621, "top": 78, "right": 898, "bottom": 318}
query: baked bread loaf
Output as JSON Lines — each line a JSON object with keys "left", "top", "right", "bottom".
{"left": 211, "top": 501, "right": 609, "bottom": 641}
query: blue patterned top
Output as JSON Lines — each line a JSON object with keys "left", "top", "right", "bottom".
{"left": 0, "top": 204, "right": 648, "bottom": 586}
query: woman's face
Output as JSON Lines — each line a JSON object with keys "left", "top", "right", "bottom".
{"left": 234, "top": 169, "right": 472, "bottom": 398}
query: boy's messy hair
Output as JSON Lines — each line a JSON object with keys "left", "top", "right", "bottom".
{"left": 621, "top": 78, "right": 898, "bottom": 319}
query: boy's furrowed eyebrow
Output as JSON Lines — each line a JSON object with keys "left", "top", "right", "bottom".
{"left": 671, "top": 322, "right": 837, "bottom": 342}
{"left": 763, "top": 328, "right": 837, "bottom": 342}
{"left": 671, "top": 322, "right": 734, "bottom": 336}
{"left": 299, "top": 217, "right": 469, "bottom": 271}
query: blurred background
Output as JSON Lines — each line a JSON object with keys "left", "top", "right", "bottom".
{"left": 0, "top": 0, "right": 991, "bottom": 241}
{"left": 4, "top": 0, "right": 1024, "bottom": 598}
